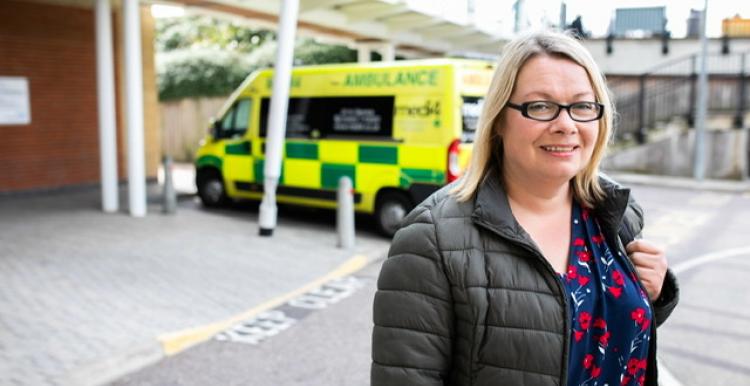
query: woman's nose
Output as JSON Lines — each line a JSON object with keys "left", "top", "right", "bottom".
{"left": 550, "top": 109, "right": 578, "bottom": 134}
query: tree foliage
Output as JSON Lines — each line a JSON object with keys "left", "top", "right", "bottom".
{"left": 156, "top": 16, "right": 274, "bottom": 53}
{"left": 157, "top": 49, "right": 256, "bottom": 100}
{"left": 156, "top": 16, "right": 358, "bottom": 100}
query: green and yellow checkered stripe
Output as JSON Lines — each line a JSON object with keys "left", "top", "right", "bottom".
{"left": 251, "top": 140, "right": 445, "bottom": 192}
{"left": 195, "top": 139, "right": 447, "bottom": 211}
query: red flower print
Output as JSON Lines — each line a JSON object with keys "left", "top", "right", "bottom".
{"left": 608, "top": 286, "right": 622, "bottom": 298}
{"left": 641, "top": 318, "right": 651, "bottom": 332}
{"left": 579, "top": 312, "right": 592, "bottom": 330}
{"left": 638, "top": 374, "right": 646, "bottom": 386}
{"left": 621, "top": 376, "right": 631, "bottom": 386}
{"left": 593, "top": 318, "right": 607, "bottom": 329}
{"left": 598, "top": 331, "right": 610, "bottom": 346}
{"left": 591, "top": 366, "right": 601, "bottom": 378}
{"left": 567, "top": 265, "right": 578, "bottom": 279}
{"left": 583, "top": 353, "right": 594, "bottom": 369}
{"left": 612, "top": 270, "right": 625, "bottom": 286}
{"left": 577, "top": 275, "right": 590, "bottom": 286}
{"left": 582, "top": 208, "right": 590, "bottom": 221}
{"left": 631, "top": 308, "right": 646, "bottom": 325}
{"left": 591, "top": 234, "right": 604, "bottom": 244}
{"left": 627, "top": 358, "right": 640, "bottom": 375}
{"left": 576, "top": 250, "right": 591, "bottom": 263}
{"left": 574, "top": 330, "right": 584, "bottom": 342}
{"left": 574, "top": 237, "right": 585, "bottom": 247}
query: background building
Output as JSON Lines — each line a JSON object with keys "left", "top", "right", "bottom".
{"left": 723, "top": 15, "right": 750, "bottom": 37}
{"left": 0, "top": 0, "right": 161, "bottom": 194}
{"left": 612, "top": 7, "right": 667, "bottom": 38}
{"left": 686, "top": 9, "right": 703, "bottom": 38}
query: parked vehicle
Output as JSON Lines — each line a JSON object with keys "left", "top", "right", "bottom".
{"left": 195, "top": 59, "right": 493, "bottom": 236}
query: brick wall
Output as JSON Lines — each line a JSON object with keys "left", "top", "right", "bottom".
{"left": 0, "top": 0, "right": 160, "bottom": 193}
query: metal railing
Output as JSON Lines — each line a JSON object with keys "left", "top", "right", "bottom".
{"left": 608, "top": 51, "right": 750, "bottom": 143}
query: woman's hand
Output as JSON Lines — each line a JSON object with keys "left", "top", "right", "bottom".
{"left": 626, "top": 240, "right": 668, "bottom": 302}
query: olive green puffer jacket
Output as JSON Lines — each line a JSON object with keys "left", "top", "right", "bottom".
{"left": 371, "top": 170, "right": 679, "bottom": 386}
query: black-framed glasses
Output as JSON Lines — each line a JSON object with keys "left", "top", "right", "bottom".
{"left": 506, "top": 100, "right": 604, "bottom": 122}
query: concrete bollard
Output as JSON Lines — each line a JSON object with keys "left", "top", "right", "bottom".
{"left": 337, "top": 176, "right": 355, "bottom": 249}
{"left": 162, "top": 155, "right": 177, "bottom": 214}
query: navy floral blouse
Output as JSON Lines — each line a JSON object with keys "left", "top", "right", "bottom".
{"left": 558, "top": 201, "right": 653, "bottom": 386}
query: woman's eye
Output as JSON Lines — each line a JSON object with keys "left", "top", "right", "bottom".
{"left": 528, "top": 103, "right": 551, "bottom": 111}
{"left": 573, "top": 103, "right": 594, "bottom": 111}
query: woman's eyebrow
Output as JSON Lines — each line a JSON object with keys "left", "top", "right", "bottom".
{"left": 520, "top": 91, "right": 595, "bottom": 100}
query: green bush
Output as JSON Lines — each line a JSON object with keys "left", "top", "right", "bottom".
{"left": 238, "top": 38, "right": 358, "bottom": 69}
{"left": 157, "top": 39, "right": 358, "bottom": 101}
{"left": 155, "top": 15, "right": 361, "bottom": 100}
{"left": 157, "top": 48, "right": 256, "bottom": 101}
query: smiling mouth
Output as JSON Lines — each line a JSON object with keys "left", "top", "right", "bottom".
{"left": 540, "top": 145, "right": 579, "bottom": 152}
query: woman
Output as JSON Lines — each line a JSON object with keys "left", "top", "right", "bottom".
{"left": 371, "top": 30, "right": 679, "bottom": 386}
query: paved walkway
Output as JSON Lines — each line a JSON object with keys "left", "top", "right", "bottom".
{"left": 0, "top": 177, "right": 389, "bottom": 386}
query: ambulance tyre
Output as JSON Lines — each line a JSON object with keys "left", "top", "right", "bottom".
{"left": 375, "top": 191, "right": 413, "bottom": 238}
{"left": 197, "top": 168, "right": 228, "bottom": 208}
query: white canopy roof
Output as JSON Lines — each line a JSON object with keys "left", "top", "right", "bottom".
{"left": 162, "top": 0, "right": 507, "bottom": 57}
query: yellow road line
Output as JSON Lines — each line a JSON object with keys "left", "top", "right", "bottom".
{"left": 158, "top": 254, "right": 369, "bottom": 356}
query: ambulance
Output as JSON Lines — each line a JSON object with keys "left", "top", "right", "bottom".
{"left": 194, "top": 59, "right": 493, "bottom": 236}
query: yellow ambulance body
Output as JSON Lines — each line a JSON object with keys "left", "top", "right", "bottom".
{"left": 195, "top": 59, "right": 493, "bottom": 236}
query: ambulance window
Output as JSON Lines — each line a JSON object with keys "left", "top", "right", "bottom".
{"left": 219, "top": 109, "right": 235, "bottom": 133}
{"left": 234, "top": 99, "right": 250, "bottom": 133}
{"left": 321, "top": 96, "right": 393, "bottom": 139}
{"left": 216, "top": 99, "right": 251, "bottom": 138}
{"left": 461, "top": 96, "right": 484, "bottom": 143}
{"left": 259, "top": 98, "right": 312, "bottom": 138}
{"left": 259, "top": 96, "right": 393, "bottom": 139}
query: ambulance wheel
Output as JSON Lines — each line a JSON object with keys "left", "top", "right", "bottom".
{"left": 375, "top": 191, "right": 413, "bottom": 238}
{"left": 197, "top": 168, "right": 228, "bottom": 207}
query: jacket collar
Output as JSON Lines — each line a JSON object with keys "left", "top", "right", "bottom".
{"left": 471, "top": 168, "right": 631, "bottom": 240}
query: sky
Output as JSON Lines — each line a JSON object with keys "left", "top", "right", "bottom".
{"left": 152, "top": 0, "right": 750, "bottom": 38}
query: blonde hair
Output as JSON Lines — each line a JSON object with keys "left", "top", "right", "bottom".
{"left": 451, "top": 30, "right": 615, "bottom": 208}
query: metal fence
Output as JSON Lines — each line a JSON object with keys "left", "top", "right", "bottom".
{"left": 608, "top": 51, "right": 750, "bottom": 142}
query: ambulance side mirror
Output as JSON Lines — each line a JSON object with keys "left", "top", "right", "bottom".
{"left": 210, "top": 119, "right": 222, "bottom": 141}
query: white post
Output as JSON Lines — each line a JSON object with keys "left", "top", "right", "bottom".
{"left": 95, "top": 0, "right": 119, "bottom": 213}
{"left": 337, "top": 176, "right": 355, "bottom": 249}
{"left": 380, "top": 43, "right": 395, "bottom": 62}
{"left": 162, "top": 155, "right": 177, "bottom": 214}
{"left": 259, "top": 0, "right": 300, "bottom": 236}
{"left": 123, "top": 0, "right": 147, "bottom": 217}
{"left": 357, "top": 44, "right": 371, "bottom": 63}
{"left": 693, "top": 0, "right": 709, "bottom": 181}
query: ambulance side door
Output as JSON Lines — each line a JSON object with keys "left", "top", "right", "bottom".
{"left": 217, "top": 98, "right": 253, "bottom": 197}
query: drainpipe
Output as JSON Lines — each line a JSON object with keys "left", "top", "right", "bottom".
{"left": 693, "top": 0, "right": 709, "bottom": 181}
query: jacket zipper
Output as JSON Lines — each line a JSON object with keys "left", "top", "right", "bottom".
{"left": 475, "top": 220, "right": 571, "bottom": 386}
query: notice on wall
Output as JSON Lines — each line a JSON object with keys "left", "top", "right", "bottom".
{"left": 0, "top": 77, "right": 31, "bottom": 125}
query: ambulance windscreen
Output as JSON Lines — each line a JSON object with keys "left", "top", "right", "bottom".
{"left": 461, "top": 96, "right": 484, "bottom": 143}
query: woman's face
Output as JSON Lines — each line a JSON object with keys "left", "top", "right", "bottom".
{"left": 499, "top": 55, "right": 599, "bottom": 186}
